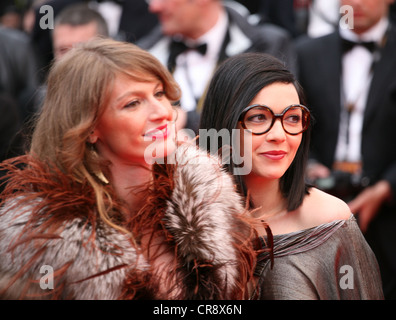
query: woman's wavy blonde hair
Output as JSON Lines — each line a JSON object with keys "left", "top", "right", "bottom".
{"left": 30, "top": 37, "right": 181, "bottom": 234}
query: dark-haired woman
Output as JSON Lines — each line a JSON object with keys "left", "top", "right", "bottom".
{"left": 200, "top": 52, "right": 383, "bottom": 299}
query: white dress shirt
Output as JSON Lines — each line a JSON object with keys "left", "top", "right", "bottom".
{"left": 335, "top": 17, "right": 389, "bottom": 163}
{"left": 172, "top": 10, "right": 228, "bottom": 112}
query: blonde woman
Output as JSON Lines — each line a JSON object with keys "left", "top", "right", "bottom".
{"left": 0, "top": 38, "right": 255, "bottom": 299}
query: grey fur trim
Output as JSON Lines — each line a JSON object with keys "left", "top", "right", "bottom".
{"left": 0, "top": 198, "right": 148, "bottom": 299}
{"left": 165, "top": 144, "right": 245, "bottom": 291}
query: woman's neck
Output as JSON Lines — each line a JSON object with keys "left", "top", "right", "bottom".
{"left": 109, "top": 163, "right": 152, "bottom": 213}
{"left": 245, "top": 176, "right": 287, "bottom": 221}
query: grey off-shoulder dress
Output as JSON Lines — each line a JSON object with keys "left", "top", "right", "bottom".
{"left": 253, "top": 215, "right": 384, "bottom": 300}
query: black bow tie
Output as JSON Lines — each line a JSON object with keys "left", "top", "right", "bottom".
{"left": 167, "top": 40, "right": 207, "bottom": 71}
{"left": 341, "top": 38, "right": 377, "bottom": 54}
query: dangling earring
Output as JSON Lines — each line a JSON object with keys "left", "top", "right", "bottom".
{"left": 95, "top": 168, "right": 110, "bottom": 185}
{"left": 89, "top": 145, "right": 109, "bottom": 185}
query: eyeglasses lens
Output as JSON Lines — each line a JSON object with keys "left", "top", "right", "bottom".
{"left": 243, "top": 106, "right": 308, "bottom": 135}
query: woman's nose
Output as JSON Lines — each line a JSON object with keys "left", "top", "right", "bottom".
{"left": 265, "top": 118, "right": 286, "bottom": 142}
{"left": 149, "top": 99, "right": 173, "bottom": 122}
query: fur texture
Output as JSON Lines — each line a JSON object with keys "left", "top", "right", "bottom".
{"left": 0, "top": 198, "right": 149, "bottom": 299}
{"left": 0, "top": 143, "right": 254, "bottom": 299}
{"left": 163, "top": 144, "right": 248, "bottom": 298}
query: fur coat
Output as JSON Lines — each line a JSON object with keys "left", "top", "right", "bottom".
{"left": 0, "top": 144, "right": 255, "bottom": 299}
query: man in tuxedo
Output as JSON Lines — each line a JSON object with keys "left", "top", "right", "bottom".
{"left": 52, "top": 2, "right": 109, "bottom": 60}
{"left": 296, "top": 0, "right": 396, "bottom": 299}
{"left": 138, "top": 0, "right": 295, "bottom": 133}
{"left": 33, "top": 3, "right": 110, "bottom": 112}
{"left": 31, "top": 0, "right": 158, "bottom": 80}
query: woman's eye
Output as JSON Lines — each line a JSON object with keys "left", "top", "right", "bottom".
{"left": 285, "top": 114, "right": 301, "bottom": 123}
{"left": 248, "top": 114, "right": 267, "bottom": 122}
{"left": 154, "top": 90, "right": 166, "bottom": 99}
{"left": 124, "top": 100, "right": 140, "bottom": 108}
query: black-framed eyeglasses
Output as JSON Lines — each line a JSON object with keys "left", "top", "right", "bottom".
{"left": 239, "top": 104, "right": 310, "bottom": 135}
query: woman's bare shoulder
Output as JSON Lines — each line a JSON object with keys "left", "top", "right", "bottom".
{"left": 300, "top": 187, "right": 352, "bottom": 227}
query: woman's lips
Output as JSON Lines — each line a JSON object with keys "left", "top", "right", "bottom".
{"left": 144, "top": 124, "right": 169, "bottom": 140}
{"left": 261, "top": 150, "right": 287, "bottom": 160}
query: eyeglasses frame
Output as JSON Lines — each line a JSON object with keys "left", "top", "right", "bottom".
{"left": 238, "top": 104, "right": 311, "bottom": 136}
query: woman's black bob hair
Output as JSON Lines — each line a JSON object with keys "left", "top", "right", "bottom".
{"left": 199, "top": 52, "right": 311, "bottom": 211}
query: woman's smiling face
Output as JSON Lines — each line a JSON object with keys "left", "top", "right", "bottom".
{"left": 239, "top": 82, "right": 303, "bottom": 182}
{"left": 90, "top": 73, "right": 176, "bottom": 167}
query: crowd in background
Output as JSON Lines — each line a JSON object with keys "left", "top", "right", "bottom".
{"left": 0, "top": 0, "right": 346, "bottom": 161}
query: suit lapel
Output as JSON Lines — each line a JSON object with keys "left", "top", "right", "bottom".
{"left": 325, "top": 33, "right": 343, "bottom": 125}
{"left": 364, "top": 23, "right": 396, "bottom": 129}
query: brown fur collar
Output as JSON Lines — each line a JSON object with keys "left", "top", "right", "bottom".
{"left": 0, "top": 144, "right": 255, "bottom": 299}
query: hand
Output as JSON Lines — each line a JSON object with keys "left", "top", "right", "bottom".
{"left": 306, "top": 161, "right": 331, "bottom": 182}
{"left": 348, "top": 180, "right": 392, "bottom": 233}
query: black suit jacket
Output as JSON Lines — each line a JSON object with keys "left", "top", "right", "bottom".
{"left": 0, "top": 27, "right": 39, "bottom": 122}
{"left": 296, "top": 25, "right": 396, "bottom": 299}
{"left": 296, "top": 24, "right": 396, "bottom": 193}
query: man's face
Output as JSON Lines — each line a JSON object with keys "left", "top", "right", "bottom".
{"left": 53, "top": 21, "right": 99, "bottom": 59}
{"left": 148, "top": 0, "right": 202, "bottom": 38}
{"left": 341, "top": 0, "right": 394, "bottom": 34}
